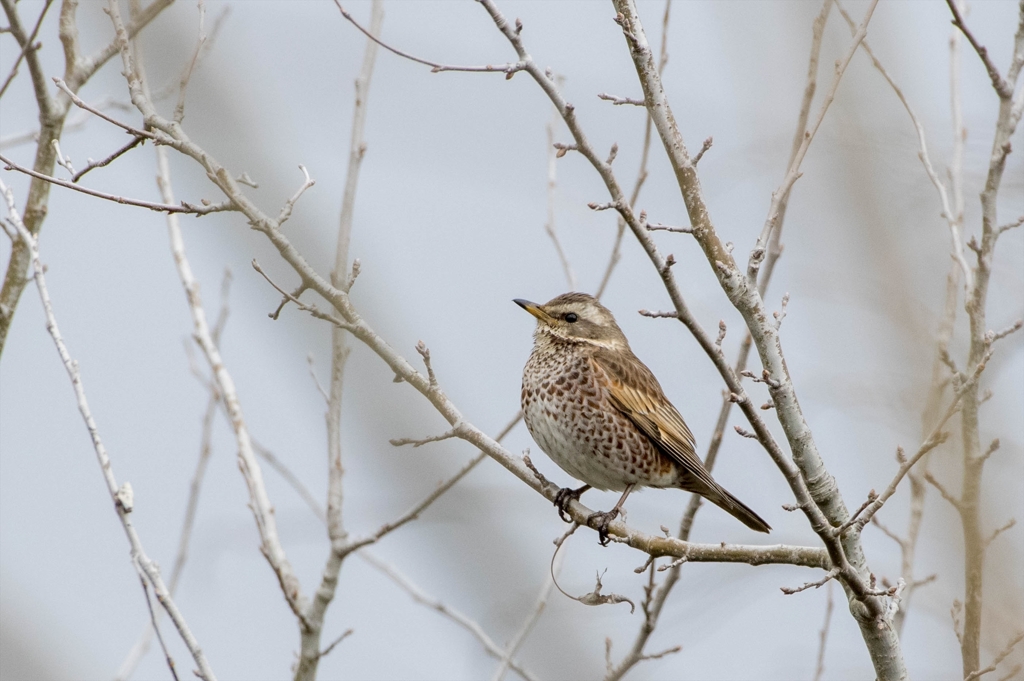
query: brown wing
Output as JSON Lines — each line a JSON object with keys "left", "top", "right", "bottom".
{"left": 589, "top": 346, "right": 717, "bottom": 491}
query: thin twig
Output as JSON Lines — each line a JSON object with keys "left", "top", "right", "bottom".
{"left": 70, "top": 135, "right": 146, "bottom": 183}
{"left": 133, "top": 570, "right": 180, "bottom": 681}
{"left": 597, "top": 92, "right": 645, "bottom": 106}
{"left": 0, "top": 0, "right": 54, "bottom": 100}
{"left": 963, "top": 631, "right": 1024, "bottom": 681}
{"left": 997, "top": 215, "right": 1024, "bottom": 234}
{"left": 839, "top": 365, "right": 981, "bottom": 534}
{"left": 594, "top": 0, "right": 670, "bottom": 301}
{"left": 276, "top": 164, "right": 315, "bottom": 226}
{"left": 359, "top": 551, "right": 539, "bottom": 681}
{"left": 813, "top": 582, "right": 835, "bottom": 681}
{"left": 52, "top": 77, "right": 160, "bottom": 139}
{"left": 0, "top": 152, "right": 232, "bottom": 214}
{"left": 333, "top": 1, "right": 525, "bottom": 76}
{"left": 116, "top": 270, "right": 231, "bottom": 681}
{"left": 544, "top": 97, "right": 578, "bottom": 291}
{"left": 835, "top": 0, "right": 972, "bottom": 288}
{"left": 117, "top": 0, "right": 311, "bottom": 627}
{"left": 0, "top": 177, "right": 216, "bottom": 681}
{"left": 317, "top": 629, "right": 354, "bottom": 661}
{"left": 251, "top": 259, "right": 357, "bottom": 332}
{"left": 173, "top": 0, "right": 207, "bottom": 123}
{"left": 755, "top": 0, "right": 879, "bottom": 259}
{"left": 945, "top": 0, "right": 1013, "bottom": 99}
{"left": 781, "top": 568, "right": 840, "bottom": 595}
{"left": 390, "top": 428, "right": 460, "bottom": 448}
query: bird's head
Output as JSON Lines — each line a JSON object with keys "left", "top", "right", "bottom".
{"left": 514, "top": 292, "right": 628, "bottom": 349}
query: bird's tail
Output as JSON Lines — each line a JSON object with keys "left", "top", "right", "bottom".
{"left": 703, "top": 484, "right": 772, "bottom": 534}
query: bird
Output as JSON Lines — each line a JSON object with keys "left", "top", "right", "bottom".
{"left": 515, "top": 292, "right": 771, "bottom": 545}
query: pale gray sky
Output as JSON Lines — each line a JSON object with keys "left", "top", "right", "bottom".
{"left": 1, "top": 1, "right": 1021, "bottom": 679}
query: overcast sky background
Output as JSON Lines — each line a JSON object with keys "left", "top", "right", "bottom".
{"left": 1, "top": 1, "right": 1022, "bottom": 679}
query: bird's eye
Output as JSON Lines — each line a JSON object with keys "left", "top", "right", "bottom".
{"left": 565, "top": 313, "right": 578, "bottom": 323}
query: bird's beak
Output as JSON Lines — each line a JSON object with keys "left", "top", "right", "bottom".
{"left": 514, "top": 299, "right": 552, "bottom": 322}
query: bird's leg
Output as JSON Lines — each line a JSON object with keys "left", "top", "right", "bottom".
{"left": 587, "top": 484, "right": 635, "bottom": 546}
{"left": 553, "top": 484, "right": 591, "bottom": 523}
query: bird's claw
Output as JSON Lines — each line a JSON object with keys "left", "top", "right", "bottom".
{"left": 586, "top": 509, "right": 620, "bottom": 546}
{"left": 553, "top": 484, "right": 589, "bottom": 523}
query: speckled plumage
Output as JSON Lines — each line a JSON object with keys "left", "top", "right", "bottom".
{"left": 516, "top": 292, "right": 770, "bottom": 536}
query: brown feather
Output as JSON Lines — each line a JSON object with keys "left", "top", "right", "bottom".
{"left": 590, "top": 346, "right": 772, "bottom": 533}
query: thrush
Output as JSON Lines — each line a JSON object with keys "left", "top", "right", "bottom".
{"left": 515, "top": 292, "right": 771, "bottom": 545}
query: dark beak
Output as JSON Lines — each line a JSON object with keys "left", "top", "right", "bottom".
{"left": 513, "top": 298, "right": 551, "bottom": 322}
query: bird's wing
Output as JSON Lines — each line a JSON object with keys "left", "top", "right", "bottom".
{"left": 590, "top": 347, "right": 718, "bottom": 490}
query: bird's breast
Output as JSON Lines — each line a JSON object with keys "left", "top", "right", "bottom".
{"left": 520, "top": 343, "right": 675, "bottom": 491}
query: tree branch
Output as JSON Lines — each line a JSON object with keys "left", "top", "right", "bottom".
{"left": 0, "top": 177, "right": 216, "bottom": 681}
{"left": 333, "top": 1, "right": 525, "bottom": 76}
{"left": 945, "top": 0, "right": 1014, "bottom": 99}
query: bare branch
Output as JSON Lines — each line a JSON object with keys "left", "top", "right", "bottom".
{"left": 597, "top": 92, "right": 645, "bottom": 106}
{"left": 834, "top": 344, "right": 988, "bottom": 535}
{"left": 983, "top": 518, "right": 1016, "bottom": 549}
{"left": 553, "top": 142, "right": 579, "bottom": 157}
{"left": 594, "top": 1, "right": 668, "bottom": 301}
{"left": 0, "top": 97, "right": 132, "bottom": 150}
{"left": 734, "top": 425, "right": 758, "bottom": 440}
{"left": 334, "top": 1, "right": 525, "bottom": 75}
{"left": 306, "top": 354, "right": 331, "bottom": 404}
{"left": 835, "top": 0, "right": 973, "bottom": 288}
{"left": 638, "top": 309, "right": 678, "bottom": 319}
{"left": 646, "top": 222, "right": 692, "bottom": 234}
{"left": 358, "top": 551, "right": 539, "bottom": 681}
{"left": 251, "top": 259, "right": 356, "bottom": 332}
{"left": 117, "top": 270, "right": 232, "bottom": 681}
{"left": 773, "top": 292, "right": 789, "bottom": 330}
{"left": 0, "top": 0, "right": 54, "bottom": 100}
{"left": 924, "top": 471, "right": 962, "bottom": 511}
{"left": 978, "top": 438, "right": 1001, "bottom": 463}
{"left": 317, "top": 629, "right": 354, "bottom": 661}
{"left": 119, "top": 6, "right": 313, "bottom": 626}
{"left": 133, "top": 571, "right": 180, "bottom": 681}
{"left": 389, "top": 427, "right": 460, "bottom": 448}
{"left": 173, "top": 0, "right": 207, "bottom": 123}
{"left": 52, "top": 78, "right": 160, "bottom": 139}
{"left": 691, "top": 136, "right": 712, "bottom": 165}
{"left": 871, "top": 516, "right": 906, "bottom": 549}
{"left": 544, "top": 105, "right": 578, "bottom": 290}
{"left": 417, "top": 340, "right": 437, "bottom": 389}
{"left": 51, "top": 139, "right": 76, "bottom": 176}
{"left": 997, "top": 215, "right": 1024, "bottom": 234}
{"left": 781, "top": 568, "right": 839, "bottom": 595}
{"left": 0, "top": 178, "right": 216, "bottom": 681}
{"left": 602, "top": 0, "right": 905, "bottom": 670}
{"left": 755, "top": 0, "right": 879, "bottom": 258}
{"left": 945, "top": 0, "right": 1013, "bottom": 99}
{"left": 813, "top": 582, "right": 835, "bottom": 681}
{"left": 989, "top": 320, "right": 1023, "bottom": 343}
{"left": 251, "top": 439, "right": 327, "bottom": 523}
{"left": 964, "top": 632, "right": 1024, "bottom": 681}
{"left": 0, "top": 152, "right": 232, "bottom": 214}
{"left": 71, "top": 135, "right": 146, "bottom": 183}
{"left": 276, "top": 164, "right": 315, "bottom": 226}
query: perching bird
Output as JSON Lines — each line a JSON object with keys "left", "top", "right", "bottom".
{"left": 515, "top": 292, "right": 770, "bottom": 544}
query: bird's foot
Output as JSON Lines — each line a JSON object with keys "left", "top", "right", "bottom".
{"left": 553, "top": 484, "right": 590, "bottom": 523}
{"left": 586, "top": 508, "right": 621, "bottom": 546}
